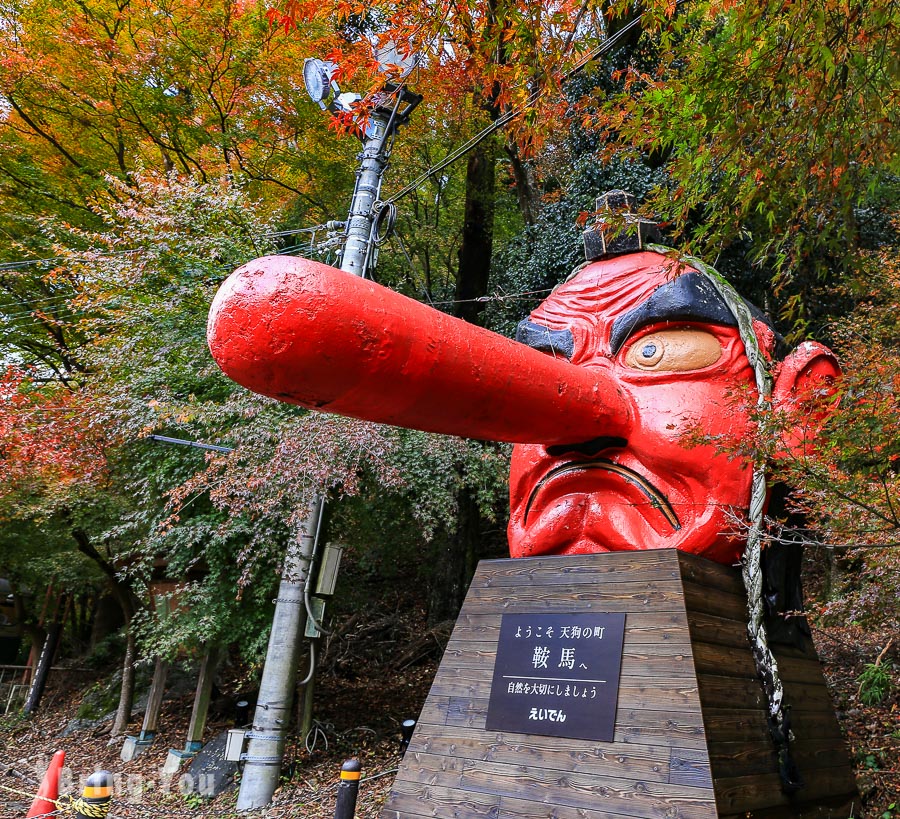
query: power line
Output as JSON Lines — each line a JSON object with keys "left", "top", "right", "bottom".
{"left": 1, "top": 12, "right": 651, "bottom": 328}
{"left": 147, "top": 434, "right": 233, "bottom": 453}
{"left": 0, "top": 225, "right": 330, "bottom": 276}
{"left": 0, "top": 14, "right": 647, "bottom": 277}
{"left": 0, "top": 241, "right": 340, "bottom": 330}
{"left": 384, "top": 15, "right": 645, "bottom": 205}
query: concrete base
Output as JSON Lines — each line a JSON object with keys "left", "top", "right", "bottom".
{"left": 120, "top": 734, "right": 155, "bottom": 762}
{"left": 163, "top": 748, "right": 196, "bottom": 774}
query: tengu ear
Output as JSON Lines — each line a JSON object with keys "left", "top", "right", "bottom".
{"left": 771, "top": 341, "right": 841, "bottom": 459}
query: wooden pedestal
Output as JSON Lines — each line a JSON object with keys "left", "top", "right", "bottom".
{"left": 381, "top": 549, "right": 858, "bottom": 818}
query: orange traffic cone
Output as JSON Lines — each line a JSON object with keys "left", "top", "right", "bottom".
{"left": 25, "top": 749, "right": 65, "bottom": 817}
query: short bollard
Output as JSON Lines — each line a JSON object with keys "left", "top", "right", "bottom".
{"left": 399, "top": 719, "right": 416, "bottom": 754}
{"left": 73, "top": 770, "right": 113, "bottom": 818}
{"left": 334, "top": 759, "right": 361, "bottom": 819}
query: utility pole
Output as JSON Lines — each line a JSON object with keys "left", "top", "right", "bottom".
{"left": 235, "top": 81, "right": 420, "bottom": 811}
{"left": 236, "top": 497, "right": 323, "bottom": 810}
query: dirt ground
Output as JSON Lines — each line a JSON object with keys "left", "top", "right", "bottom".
{"left": 1, "top": 611, "right": 897, "bottom": 818}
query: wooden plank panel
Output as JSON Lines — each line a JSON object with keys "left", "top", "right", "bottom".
{"left": 709, "top": 738, "right": 856, "bottom": 779}
{"left": 428, "top": 667, "right": 702, "bottom": 709}
{"left": 701, "top": 707, "right": 846, "bottom": 745}
{"left": 461, "top": 581, "right": 687, "bottom": 613}
{"left": 719, "top": 792, "right": 860, "bottom": 819}
{"left": 496, "top": 791, "right": 717, "bottom": 819}
{"left": 692, "top": 642, "right": 833, "bottom": 684}
{"left": 458, "top": 757, "right": 716, "bottom": 818}
{"left": 684, "top": 609, "right": 752, "bottom": 649}
{"left": 392, "top": 751, "right": 717, "bottom": 817}
{"left": 439, "top": 639, "right": 698, "bottom": 678}
{"left": 713, "top": 767, "right": 858, "bottom": 814}
{"left": 676, "top": 552, "right": 745, "bottom": 596}
{"left": 384, "top": 779, "right": 718, "bottom": 819}
{"left": 684, "top": 610, "right": 815, "bottom": 660}
{"left": 420, "top": 696, "right": 710, "bottom": 748}
{"left": 697, "top": 674, "right": 834, "bottom": 712}
{"left": 472, "top": 552, "right": 681, "bottom": 588}
{"left": 682, "top": 581, "right": 749, "bottom": 621}
{"left": 386, "top": 552, "right": 856, "bottom": 818}
{"left": 381, "top": 782, "right": 500, "bottom": 819}
{"left": 670, "top": 747, "right": 714, "bottom": 788}
{"left": 408, "top": 724, "right": 674, "bottom": 782}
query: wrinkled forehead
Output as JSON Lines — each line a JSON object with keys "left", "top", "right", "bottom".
{"left": 529, "top": 252, "right": 737, "bottom": 360}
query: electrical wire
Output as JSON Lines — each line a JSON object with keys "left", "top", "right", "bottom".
{"left": 0, "top": 225, "right": 331, "bottom": 276}
{"left": 0, "top": 236, "right": 340, "bottom": 332}
{"left": 0, "top": 13, "right": 648, "bottom": 282}
{"left": 383, "top": 14, "right": 645, "bottom": 205}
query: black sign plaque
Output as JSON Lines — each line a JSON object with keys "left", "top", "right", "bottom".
{"left": 485, "top": 612, "right": 626, "bottom": 742}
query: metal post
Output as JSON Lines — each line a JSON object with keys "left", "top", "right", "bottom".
{"left": 338, "top": 112, "right": 391, "bottom": 276}
{"left": 333, "top": 759, "right": 362, "bottom": 819}
{"left": 400, "top": 719, "right": 416, "bottom": 754}
{"left": 237, "top": 90, "right": 409, "bottom": 812}
{"left": 235, "top": 496, "right": 324, "bottom": 811}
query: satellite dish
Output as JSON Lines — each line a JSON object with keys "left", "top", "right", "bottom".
{"left": 374, "top": 41, "right": 418, "bottom": 79}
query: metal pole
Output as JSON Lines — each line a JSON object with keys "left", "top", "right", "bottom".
{"left": 236, "top": 496, "right": 324, "bottom": 810}
{"left": 237, "top": 98, "right": 399, "bottom": 813}
{"left": 339, "top": 111, "right": 391, "bottom": 276}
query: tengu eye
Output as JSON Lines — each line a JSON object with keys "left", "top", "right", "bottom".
{"left": 624, "top": 328, "right": 722, "bottom": 372}
{"left": 634, "top": 340, "right": 664, "bottom": 367}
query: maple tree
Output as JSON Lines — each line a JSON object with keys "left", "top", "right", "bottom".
{"left": 767, "top": 233, "right": 900, "bottom": 634}
{"left": 0, "top": 362, "right": 143, "bottom": 733}
{"left": 0, "top": 0, "right": 360, "bottom": 249}
{"left": 586, "top": 0, "right": 898, "bottom": 335}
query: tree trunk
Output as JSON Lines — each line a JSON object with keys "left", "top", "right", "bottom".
{"left": 505, "top": 142, "right": 541, "bottom": 226}
{"left": 423, "top": 135, "right": 501, "bottom": 624}
{"left": 454, "top": 139, "right": 498, "bottom": 325}
{"left": 70, "top": 525, "right": 139, "bottom": 738}
{"left": 89, "top": 593, "right": 125, "bottom": 651}
{"left": 111, "top": 625, "right": 137, "bottom": 737}
{"left": 427, "top": 487, "right": 483, "bottom": 625}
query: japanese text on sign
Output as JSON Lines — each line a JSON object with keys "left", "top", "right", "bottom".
{"left": 486, "top": 613, "right": 626, "bottom": 742}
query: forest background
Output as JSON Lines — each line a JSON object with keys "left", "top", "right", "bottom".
{"left": 0, "top": 0, "right": 897, "bottom": 812}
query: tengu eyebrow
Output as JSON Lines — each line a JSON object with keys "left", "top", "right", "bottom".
{"left": 609, "top": 273, "right": 737, "bottom": 355}
{"left": 515, "top": 319, "right": 575, "bottom": 359}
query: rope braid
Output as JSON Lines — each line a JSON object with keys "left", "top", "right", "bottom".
{"left": 69, "top": 795, "right": 111, "bottom": 818}
{"left": 647, "top": 245, "right": 802, "bottom": 792}
{"left": 0, "top": 785, "right": 110, "bottom": 817}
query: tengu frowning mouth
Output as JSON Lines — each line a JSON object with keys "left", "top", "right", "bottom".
{"left": 522, "top": 458, "right": 682, "bottom": 531}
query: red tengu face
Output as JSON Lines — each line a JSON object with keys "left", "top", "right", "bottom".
{"left": 507, "top": 252, "right": 763, "bottom": 565}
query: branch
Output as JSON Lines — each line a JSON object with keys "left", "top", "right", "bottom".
{"left": 71, "top": 526, "right": 137, "bottom": 620}
{"left": 7, "top": 96, "right": 86, "bottom": 172}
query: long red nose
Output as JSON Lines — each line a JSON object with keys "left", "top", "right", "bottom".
{"left": 207, "top": 255, "right": 631, "bottom": 445}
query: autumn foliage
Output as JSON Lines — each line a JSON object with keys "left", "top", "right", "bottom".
{"left": 0, "top": 366, "right": 108, "bottom": 498}
{"left": 0, "top": 0, "right": 897, "bottom": 810}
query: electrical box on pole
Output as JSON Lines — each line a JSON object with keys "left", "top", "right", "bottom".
{"left": 315, "top": 543, "right": 343, "bottom": 598}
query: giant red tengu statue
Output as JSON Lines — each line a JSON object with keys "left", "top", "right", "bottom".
{"left": 207, "top": 199, "right": 839, "bottom": 567}
{"left": 208, "top": 198, "right": 847, "bottom": 797}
